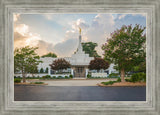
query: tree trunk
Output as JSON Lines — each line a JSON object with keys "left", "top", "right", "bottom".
{"left": 22, "top": 73, "right": 26, "bottom": 83}
{"left": 32, "top": 73, "right": 34, "bottom": 78}
{"left": 120, "top": 68, "right": 125, "bottom": 82}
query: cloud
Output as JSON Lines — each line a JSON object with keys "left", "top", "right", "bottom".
{"left": 36, "top": 40, "right": 55, "bottom": 56}
{"left": 118, "top": 14, "right": 126, "bottom": 19}
{"left": 14, "top": 14, "right": 115, "bottom": 57}
{"left": 52, "top": 14, "right": 115, "bottom": 57}
{"left": 14, "top": 24, "right": 41, "bottom": 46}
{"left": 14, "top": 24, "right": 29, "bottom": 36}
{"left": 53, "top": 38, "right": 78, "bottom": 57}
{"left": 43, "top": 14, "right": 52, "bottom": 20}
{"left": 14, "top": 14, "right": 20, "bottom": 22}
{"left": 132, "top": 13, "right": 146, "bottom": 17}
{"left": 52, "top": 18, "right": 90, "bottom": 57}
{"left": 14, "top": 23, "right": 56, "bottom": 56}
{"left": 84, "top": 14, "right": 115, "bottom": 56}
{"left": 14, "top": 13, "right": 146, "bottom": 58}
{"left": 43, "top": 14, "right": 75, "bottom": 27}
{"left": 70, "top": 18, "right": 89, "bottom": 31}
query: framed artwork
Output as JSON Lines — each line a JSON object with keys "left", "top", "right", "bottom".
{"left": 0, "top": 0, "right": 160, "bottom": 115}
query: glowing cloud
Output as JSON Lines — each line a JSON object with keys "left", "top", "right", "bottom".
{"left": 14, "top": 14, "right": 20, "bottom": 22}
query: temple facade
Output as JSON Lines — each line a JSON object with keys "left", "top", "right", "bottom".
{"left": 37, "top": 29, "right": 118, "bottom": 78}
{"left": 69, "top": 28, "right": 94, "bottom": 78}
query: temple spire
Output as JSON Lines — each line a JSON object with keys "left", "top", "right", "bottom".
{"left": 75, "top": 27, "right": 83, "bottom": 54}
{"left": 79, "top": 27, "right": 81, "bottom": 35}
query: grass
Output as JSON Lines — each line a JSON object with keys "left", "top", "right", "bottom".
{"left": 87, "top": 77, "right": 108, "bottom": 79}
{"left": 101, "top": 81, "right": 117, "bottom": 85}
{"left": 30, "top": 82, "right": 44, "bottom": 84}
{"left": 101, "top": 77, "right": 121, "bottom": 85}
{"left": 14, "top": 78, "right": 21, "bottom": 83}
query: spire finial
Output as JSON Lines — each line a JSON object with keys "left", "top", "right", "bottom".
{"left": 79, "top": 27, "right": 81, "bottom": 35}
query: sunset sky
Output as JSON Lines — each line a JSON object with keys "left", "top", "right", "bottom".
{"left": 14, "top": 13, "right": 146, "bottom": 57}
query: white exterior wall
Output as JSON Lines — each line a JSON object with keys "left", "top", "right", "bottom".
{"left": 37, "top": 57, "right": 57, "bottom": 73}
{"left": 106, "top": 63, "right": 118, "bottom": 74}
{"left": 14, "top": 73, "right": 70, "bottom": 78}
{"left": 15, "top": 57, "right": 118, "bottom": 77}
{"left": 91, "top": 73, "right": 107, "bottom": 77}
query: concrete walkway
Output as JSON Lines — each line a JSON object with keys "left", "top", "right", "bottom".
{"left": 37, "top": 79, "right": 117, "bottom": 86}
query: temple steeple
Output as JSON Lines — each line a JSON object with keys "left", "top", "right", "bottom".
{"left": 79, "top": 27, "right": 81, "bottom": 35}
{"left": 77, "top": 27, "right": 83, "bottom": 53}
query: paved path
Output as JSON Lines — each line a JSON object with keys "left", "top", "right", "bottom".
{"left": 14, "top": 85, "right": 146, "bottom": 101}
{"left": 36, "top": 79, "right": 117, "bottom": 86}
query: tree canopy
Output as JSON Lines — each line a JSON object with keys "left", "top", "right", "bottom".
{"left": 102, "top": 24, "right": 146, "bottom": 82}
{"left": 88, "top": 57, "right": 109, "bottom": 71}
{"left": 14, "top": 46, "right": 42, "bottom": 82}
{"left": 49, "top": 58, "right": 70, "bottom": 73}
{"left": 82, "top": 42, "right": 101, "bottom": 57}
{"left": 41, "top": 52, "right": 57, "bottom": 58}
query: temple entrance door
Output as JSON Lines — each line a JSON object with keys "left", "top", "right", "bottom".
{"left": 74, "top": 67, "right": 85, "bottom": 78}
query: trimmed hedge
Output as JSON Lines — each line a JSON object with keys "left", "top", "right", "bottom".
{"left": 14, "top": 78, "right": 21, "bottom": 83}
{"left": 42, "top": 75, "right": 51, "bottom": 79}
{"left": 57, "top": 76, "right": 64, "bottom": 79}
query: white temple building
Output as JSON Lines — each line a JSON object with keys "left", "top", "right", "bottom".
{"left": 37, "top": 28, "right": 118, "bottom": 78}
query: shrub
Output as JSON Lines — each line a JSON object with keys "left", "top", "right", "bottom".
{"left": 65, "top": 76, "right": 69, "bottom": 79}
{"left": 108, "top": 73, "right": 119, "bottom": 78}
{"left": 102, "top": 81, "right": 116, "bottom": 85}
{"left": 87, "top": 74, "right": 91, "bottom": 78}
{"left": 69, "top": 74, "right": 73, "bottom": 78}
{"left": 101, "top": 77, "right": 121, "bottom": 85}
{"left": 14, "top": 78, "right": 21, "bottom": 83}
{"left": 57, "top": 76, "right": 63, "bottom": 79}
{"left": 116, "top": 77, "right": 121, "bottom": 82}
{"left": 125, "top": 79, "right": 132, "bottom": 82}
{"left": 130, "top": 72, "right": 146, "bottom": 82}
{"left": 33, "top": 82, "right": 44, "bottom": 84}
{"left": 52, "top": 76, "right": 56, "bottom": 79}
{"left": 42, "top": 75, "right": 51, "bottom": 79}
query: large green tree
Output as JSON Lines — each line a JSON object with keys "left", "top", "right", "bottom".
{"left": 102, "top": 24, "right": 146, "bottom": 82}
{"left": 14, "top": 46, "right": 42, "bottom": 82}
{"left": 28, "top": 65, "right": 38, "bottom": 77}
{"left": 41, "top": 52, "right": 57, "bottom": 58}
{"left": 82, "top": 42, "right": 100, "bottom": 57}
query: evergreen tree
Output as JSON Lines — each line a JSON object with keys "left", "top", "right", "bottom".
{"left": 40, "top": 68, "right": 44, "bottom": 73}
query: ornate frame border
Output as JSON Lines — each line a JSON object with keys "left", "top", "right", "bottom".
{"left": 0, "top": 0, "right": 159, "bottom": 115}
